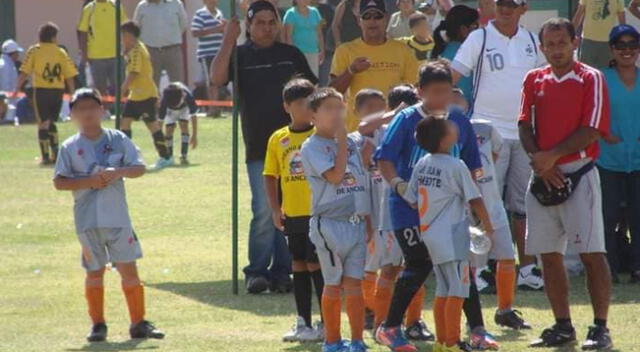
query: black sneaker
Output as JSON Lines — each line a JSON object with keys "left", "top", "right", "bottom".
{"left": 246, "top": 276, "right": 269, "bottom": 294}
{"left": 129, "top": 320, "right": 165, "bottom": 339}
{"left": 494, "top": 309, "right": 532, "bottom": 330}
{"left": 530, "top": 324, "right": 576, "bottom": 348}
{"left": 86, "top": 323, "right": 107, "bottom": 342}
{"left": 404, "top": 320, "right": 434, "bottom": 341}
{"left": 364, "top": 308, "right": 375, "bottom": 331}
{"left": 582, "top": 325, "right": 613, "bottom": 350}
{"left": 455, "top": 340, "right": 473, "bottom": 352}
{"left": 477, "top": 268, "right": 497, "bottom": 294}
{"left": 270, "top": 277, "right": 293, "bottom": 293}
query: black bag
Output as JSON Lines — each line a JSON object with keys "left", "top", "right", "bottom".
{"left": 530, "top": 162, "right": 594, "bottom": 206}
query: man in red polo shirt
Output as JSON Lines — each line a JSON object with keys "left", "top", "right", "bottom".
{"left": 519, "top": 18, "right": 612, "bottom": 350}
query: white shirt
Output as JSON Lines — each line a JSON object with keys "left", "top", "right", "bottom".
{"left": 452, "top": 22, "right": 546, "bottom": 140}
{"left": 0, "top": 54, "right": 18, "bottom": 92}
{"left": 134, "top": 0, "right": 188, "bottom": 48}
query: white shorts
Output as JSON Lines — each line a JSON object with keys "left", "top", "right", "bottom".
{"left": 525, "top": 159, "right": 606, "bottom": 256}
{"left": 495, "top": 139, "right": 531, "bottom": 216}
{"left": 365, "top": 230, "right": 403, "bottom": 271}
{"left": 77, "top": 227, "right": 143, "bottom": 272}
{"left": 434, "top": 260, "right": 471, "bottom": 298}
{"left": 164, "top": 111, "right": 191, "bottom": 125}
{"left": 470, "top": 224, "right": 515, "bottom": 267}
{"left": 309, "top": 216, "right": 366, "bottom": 285}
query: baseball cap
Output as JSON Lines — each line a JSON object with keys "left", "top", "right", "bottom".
{"left": 609, "top": 24, "right": 640, "bottom": 44}
{"left": 360, "top": 0, "right": 386, "bottom": 16}
{"left": 70, "top": 88, "right": 103, "bottom": 109}
{"left": 417, "top": 0, "right": 434, "bottom": 11}
{"left": 247, "top": 0, "right": 278, "bottom": 22}
{"left": 2, "top": 39, "right": 23, "bottom": 54}
{"left": 494, "top": 0, "right": 527, "bottom": 5}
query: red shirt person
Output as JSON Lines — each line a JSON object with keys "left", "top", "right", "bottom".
{"left": 518, "top": 18, "right": 613, "bottom": 350}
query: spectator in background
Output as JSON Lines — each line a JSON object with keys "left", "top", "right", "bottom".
{"left": 598, "top": 24, "right": 640, "bottom": 284}
{"left": 0, "top": 40, "right": 23, "bottom": 94}
{"left": 0, "top": 93, "right": 16, "bottom": 125}
{"left": 315, "top": 0, "right": 336, "bottom": 86}
{"left": 191, "top": 0, "right": 226, "bottom": 117}
{"left": 387, "top": 0, "right": 419, "bottom": 39}
{"left": 399, "top": 12, "right": 434, "bottom": 64}
{"left": 77, "top": 0, "right": 128, "bottom": 96}
{"left": 416, "top": 0, "right": 451, "bottom": 30}
{"left": 134, "top": 0, "right": 188, "bottom": 85}
{"left": 572, "top": 0, "right": 626, "bottom": 68}
{"left": 331, "top": 0, "right": 362, "bottom": 47}
{"left": 477, "top": 0, "right": 496, "bottom": 27}
{"left": 431, "top": 4, "right": 479, "bottom": 105}
{"left": 15, "top": 89, "right": 36, "bottom": 124}
{"left": 284, "top": 0, "right": 325, "bottom": 76}
{"left": 631, "top": 0, "right": 640, "bottom": 20}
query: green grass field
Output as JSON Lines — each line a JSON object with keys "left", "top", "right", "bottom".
{"left": 1, "top": 117, "right": 640, "bottom": 352}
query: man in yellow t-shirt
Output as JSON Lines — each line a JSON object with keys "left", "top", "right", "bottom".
{"left": 573, "top": 0, "right": 626, "bottom": 68}
{"left": 77, "top": 0, "right": 128, "bottom": 95}
{"left": 120, "top": 21, "right": 172, "bottom": 169}
{"left": 14, "top": 22, "right": 78, "bottom": 165}
{"left": 330, "top": 0, "right": 419, "bottom": 132}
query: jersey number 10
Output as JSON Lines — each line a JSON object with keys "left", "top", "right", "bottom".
{"left": 485, "top": 53, "right": 504, "bottom": 72}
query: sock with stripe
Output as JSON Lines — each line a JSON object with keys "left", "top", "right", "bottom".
{"left": 292, "top": 271, "right": 313, "bottom": 327}
{"left": 152, "top": 131, "right": 170, "bottom": 159}
{"left": 122, "top": 279, "right": 145, "bottom": 324}
{"left": 374, "top": 275, "right": 394, "bottom": 327}
{"left": 181, "top": 133, "right": 189, "bottom": 158}
{"left": 405, "top": 285, "right": 425, "bottom": 326}
{"left": 38, "top": 129, "right": 50, "bottom": 161}
{"left": 322, "top": 285, "right": 342, "bottom": 343}
{"left": 345, "top": 285, "right": 365, "bottom": 341}
{"left": 85, "top": 277, "right": 105, "bottom": 324}
{"left": 444, "top": 296, "right": 465, "bottom": 347}
{"left": 433, "top": 296, "right": 447, "bottom": 344}
{"left": 363, "top": 271, "right": 377, "bottom": 312}
{"left": 165, "top": 135, "right": 174, "bottom": 157}
{"left": 496, "top": 260, "right": 516, "bottom": 312}
{"left": 48, "top": 123, "right": 59, "bottom": 161}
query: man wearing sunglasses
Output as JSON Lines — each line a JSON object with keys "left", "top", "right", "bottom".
{"left": 329, "top": 0, "right": 419, "bottom": 132}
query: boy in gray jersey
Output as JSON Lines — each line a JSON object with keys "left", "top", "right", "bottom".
{"left": 404, "top": 116, "right": 494, "bottom": 352}
{"left": 53, "top": 89, "right": 164, "bottom": 343}
{"left": 300, "top": 88, "right": 370, "bottom": 352}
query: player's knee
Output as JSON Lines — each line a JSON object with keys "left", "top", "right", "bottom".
{"left": 142, "top": 114, "right": 158, "bottom": 124}
{"left": 86, "top": 268, "right": 106, "bottom": 279}
{"left": 580, "top": 253, "right": 607, "bottom": 269}
{"left": 307, "top": 262, "right": 321, "bottom": 272}
{"left": 511, "top": 212, "right": 526, "bottom": 220}
{"left": 165, "top": 122, "right": 176, "bottom": 129}
{"left": 292, "top": 260, "right": 307, "bottom": 272}
{"left": 380, "top": 265, "right": 401, "bottom": 280}
{"left": 397, "top": 266, "right": 429, "bottom": 290}
{"left": 341, "top": 276, "right": 362, "bottom": 289}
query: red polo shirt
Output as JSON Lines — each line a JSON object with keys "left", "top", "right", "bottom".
{"left": 519, "top": 62, "right": 610, "bottom": 165}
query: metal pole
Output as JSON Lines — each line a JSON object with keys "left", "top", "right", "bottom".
{"left": 115, "top": 0, "right": 122, "bottom": 130}
{"left": 230, "top": 0, "right": 240, "bottom": 295}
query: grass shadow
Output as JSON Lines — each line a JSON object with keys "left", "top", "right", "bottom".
{"left": 65, "top": 339, "right": 158, "bottom": 351}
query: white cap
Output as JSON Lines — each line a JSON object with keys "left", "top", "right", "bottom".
{"left": 2, "top": 39, "right": 23, "bottom": 54}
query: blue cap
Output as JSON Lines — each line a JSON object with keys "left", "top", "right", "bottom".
{"left": 609, "top": 24, "right": 640, "bottom": 44}
{"left": 360, "top": 0, "right": 386, "bottom": 16}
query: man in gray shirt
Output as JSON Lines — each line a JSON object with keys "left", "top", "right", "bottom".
{"left": 134, "top": 0, "right": 188, "bottom": 85}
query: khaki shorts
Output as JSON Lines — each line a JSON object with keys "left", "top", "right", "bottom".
{"left": 434, "top": 260, "right": 471, "bottom": 298}
{"left": 525, "top": 159, "right": 606, "bottom": 256}
{"left": 77, "top": 227, "right": 143, "bottom": 272}
{"left": 495, "top": 138, "right": 532, "bottom": 216}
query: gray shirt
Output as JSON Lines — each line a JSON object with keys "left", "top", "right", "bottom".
{"left": 134, "top": 0, "right": 188, "bottom": 48}
{"left": 54, "top": 129, "right": 145, "bottom": 234}
{"left": 301, "top": 134, "right": 371, "bottom": 219}
{"left": 405, "top": 153, "right": 480, "bottom": 264}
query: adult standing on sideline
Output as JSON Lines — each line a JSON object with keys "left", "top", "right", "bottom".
{"left": 77, "top": 0, "right": 128, "bottom": 96}
{"left": 451, "top": 0, "right": 546, "bottom": 291}
{"left": 387, "top": 0, "right": 419, "bottom": 39}
{"left": 283, "top": 0, "right": 325, "bottom": 76}
{"left": 631, "top": 0, "right": 640, "bottom": 20}
{"left": 598, "top": 24, "right": 640, "bottom": 285}
{"left": 330, "top": 0, "right": 419, "bottom": 131}
{"left": 0, "top": 40, "right": 23, "bottom": 94}
{"left": 520, "top": 18, "right": 612, "bottom": 350}
{"left": 572, "top": 0, "right": 625, "bottom": 69}
{"left": 134, "top": 0, "right": 188, "bottom": 85}
{"left": 331, "top": 0, "right": 362, "bottom": 48}
{"left": 211, "top": 0, "right": 317, "bottom": 294}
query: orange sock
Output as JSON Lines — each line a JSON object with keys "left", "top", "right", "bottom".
{"left": 433, "top": 296, "right": 447, "bottom": 344}
{"left": 363, "top": 272, "right": 377, "bottom": 311}
{"left": 322, "top": 285, "right": 342, "bottom": 343}
{"left": 496, "top": 260, "right": 516, "bottom": 311}
{"left": 405, "top": 285, "right": 425, "bottom": 326}
{"left": 374, "top": 276, "right": 394, "bottom": 327}
{"left": 444, "top": 297, "right": 464, "bottom": 347}
{"left": 85, "top": 277, "right": 104, "bottom": 324}
{"left": 122, "top": 279, "right": 145, "bottom": 324}
{"left": 345, "top": 285, "right": 365, "bottom": 341}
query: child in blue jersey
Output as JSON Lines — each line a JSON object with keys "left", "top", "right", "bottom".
{"left": 373, "top": 59, "right": 486, "bottom": 352}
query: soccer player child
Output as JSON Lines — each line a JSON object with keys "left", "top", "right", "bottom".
{"left": 53, "top": 88, "right": 164, "bottom": 342}
{"left": 300, "top": 88, "right": 370, "bottom": 352}
{"left": 120, "top": 20, "right": 172, "bottom": 169}
{"left": 404, "top": 116, "right": 494, "bottom": 352}
{"left": 263, "top": 79, "right": 324, "bottom": 343}
{"left": 14, "top": 22, "right": 78, "bottom": 165}
{"left": 400, "top": 13, "right": 435, "bottom": 64}
{"left": 160, "top": 82, "right": 199, "bottom": 165}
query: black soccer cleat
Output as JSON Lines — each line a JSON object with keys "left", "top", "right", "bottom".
{"left": 404, "top": 320, "right": 434, "bottom": 341}
{"left": 364, "top": 308, "right": 375, "bottom": 331}
{"left": 582, "top": 325, "right": 613, "bottom": 350}
{"left": 529, "top": 324, "right": 576, "bottom": 348}
{"left": 494, "top": 309, "right": 532, "bottom": 330}
{"left": 130, "top": 320, "right": 165, "bottom": 339}
{"left": 270, "top": 278, "right": 293, "bottom": 294}
{"left": 86, "top": 322, "right": 107, "bottom": 342}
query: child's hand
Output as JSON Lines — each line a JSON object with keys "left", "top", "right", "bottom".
{"left": 271, "top": 209, "right": 285, "bottom": 232}
{"left": 483, "top": 221, "right": 495, "bottom": 238}
{"left": 98, "top": 168, "right": 121, "bottom": 185}
{"left": 190, "top": 135, "right": 198, "bottom": 149}
{"left": 89, "top": 174, "right": 108, "bottom": 189}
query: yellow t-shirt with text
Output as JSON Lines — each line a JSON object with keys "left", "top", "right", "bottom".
{"left": 78, "top": 0, "right": 129, "bottom": 59}
{"left": 20, "top": 43, "right": 78, "bottom": 89}
{"left": 580, "top": 0, "right": 625, "bottom": 42}
{"left": 125, "top": 41, "right": 158, "bottom": 101}
{"left": 263, "top": 125, "right": 315, "bottom": 217}
{"left": 331, "top": 38, "right": 419, "bottom": 131}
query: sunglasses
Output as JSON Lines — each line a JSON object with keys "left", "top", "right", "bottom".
{"left": 613, "top": 40, "right": 640, "bottom": 50}
{"left": 361, "top": 12, "right": 384, "bottom": 20}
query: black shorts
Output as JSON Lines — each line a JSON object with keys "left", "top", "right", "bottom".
{"left": 33, "top": 88, "right": 64, "bottom": 123}
{"left": 394, "top": 226, "right": 431, "bottom": 269}
{"left": 284, "top": 216, "right": 318, "bottom": 263}
{"left": 123, "top": 98, "right": 157, "bottom": 121}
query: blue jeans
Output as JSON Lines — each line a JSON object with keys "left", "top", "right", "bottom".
{"left": 243, "top": 160, "right": 291, "bottom": 281}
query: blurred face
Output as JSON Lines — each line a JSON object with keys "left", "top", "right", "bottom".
{"left": 71, "top": 99, "right": 104, "bottom": 132}
{"left": 356, "top": 97, "right": 386, "bottom": 118}
{"left": 540, "top": 27, "right": 577, "bottom": 71}
{"left": 418, "top": 81, "right": 453, "bottom": 113}
{"left": 495, "top": 1, "right": 526, "bottom": 27}
{"left": 411, "top": 20, "right": 431, "bottom": 39}
{"left": 312, "top": 97, "right": 346, "bottom": 136}
{"left": 9, "top": 52, "right": 20, "bottom": 62}
{"left": 440, "top": 120, "right": 459, "bottom": 152}
{"left": 284, "top": 98, "right": 313, "bottom": 124}
{"left": 611, "top": 34, "right": 640, "bottom": 68}
{"left": 248, "top": 10, "right": 279, "bottom": 46}
{"left": 397, "top": 0, "right": 414, "bottom": 13}
{"left": 204, "top": 0, "right": 219, "bottom": 8}
{"left": 122, "top": 31, "right": 137, "bottom": 50}
{"left": 360, "top": 10, "right": 387, "bottom": 41}
{"left": 297, "top": 0, "right": 311, "bottom": 6}
{"left": 459, "top": 21, "right": 480, "bottom": 40}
